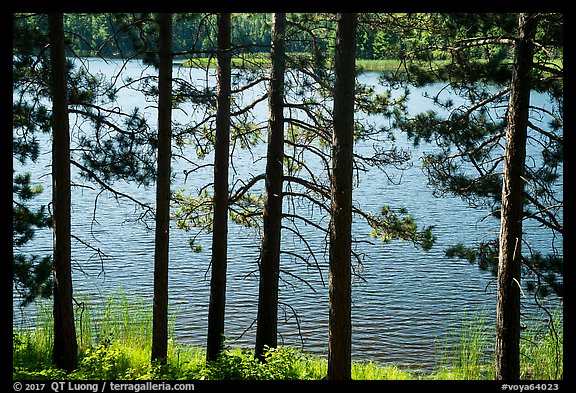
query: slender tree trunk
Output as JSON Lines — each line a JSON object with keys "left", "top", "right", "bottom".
{"left": 151, "top": 12, "right": 173, "bottom": 364}
{"left": 327, "top": 12, "right": 356, "bottom": 381}
{"left": 206, "top": 12, "right": 231, "bottom": 362}
{"left": 255, "top": 12, "right": 286, "bottom": 361}
{"left": 495, "top": 13, "right": 537, "bottom": 380}
{"left": 48, "top": 12, "right": 78, "bottom": 373}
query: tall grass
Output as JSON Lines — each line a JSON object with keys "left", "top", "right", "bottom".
{"left": 430, "top": 309, "right": 493, "bottom": 380}
{"left": 74, "top": 294, "right": 154, "bottom": 350}
{"left": 520, "top": 306, "right": 563, "bottom": 380}
{"left": 13, "top": 295, "right": 562, "bottom": 380}
{"left": 429, "top": 307, "right": 563, "bottom": 380}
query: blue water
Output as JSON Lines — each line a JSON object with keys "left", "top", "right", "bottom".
{"left": 13, "top": 58, "right": 562, "bottom": 372}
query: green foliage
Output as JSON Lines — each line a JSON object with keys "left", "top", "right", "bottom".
{"left": 428, "top": 306, "right": 563, "bottom": 380}
{"left": 173, "top": 186, "right": 264, "bottom": 241}
{"left": 369, "top": 205, "right": 436, "bottom": 251}
{"left": 352, "top": 362, "right": 413, "bottom": 380}
{"left": 13, "top": 366, "right": 68, "bottom": 380}
{"left": 72, "top": 341, "right": 129, "bottom": 380}
{"left": 13, "top": 296, "right": 563, "bottom": 380}
{"left": 229, "top": 193, "right": 263, "bottom": 229}
{"left": 13, "top": 15, "right": 160, "bottom": 316}
{"left": 389, "top": 12, "right": 563, "bottom": 301}
{"left": 13, "top": 173, "right": 51, "bottom": 247}
{"left": 13, "top": 102, "right": 51, "bottom": 163}
{"left": 202, "top": 346, "right": 301, "bottom": 380}
{"left": 173, "top": 188, "right": 214, "bottom": 232}
{"left": 445, "top": 240, "right": 563, "bottom": 298}
{"left": 520, "top": 307, "right": 563, "bottom": 380}
{"left": 445, "top": 241, "right": 499, "bottom": 276}
{"left": 23, "top": 13, "right": 547, "bottom": 64}
{"left": 13, "top": 331, "right": 53, "bottom": 376}
{"left": 433, "top": 310, "right": 493, "bottom": 380}
{"left": 13, "top": 172, "right": 53, "bottom": 306}
{"left": 13, "top": 16, "right": 57, "bottom": 307}
{"left": 75, "top": 293, "right": 154, "bottom": 350}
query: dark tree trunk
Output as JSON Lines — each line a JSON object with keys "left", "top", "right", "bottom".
{"left": 151, "top": 12, "right": 173, "bottom": 364}
{"left": 495, "top": 13, "right": 537, "bottom": 381}
{"left": 255, "top": 12, "right": 286, "bottom": 361}
{"left": 48, "top": 12, "right": 78, "bottom": 373}
{"left": 327, "top": 12, "right": 356, "bottom": 381}
{"left": 206, "top": 12, "right": 231, "bottom": 362}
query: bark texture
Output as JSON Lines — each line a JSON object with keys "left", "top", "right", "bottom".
{"left": 152, "top": 12, "right": 173, "bottom": 363}
{"left": 206, "top": 12, "right": 231, "bottom": 362}
{"left": 49, "top": 12, "right": 78, "bottom": 372}
{"left": 327, "top": 12, "right": 356, "bottom": 381}
{"left": 495, "top": 13, "right": 537, "bottom": 381}
{"left": 255, "top": 12, "right": 286, "bottom": 361}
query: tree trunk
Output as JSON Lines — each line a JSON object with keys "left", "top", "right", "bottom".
{"left": 206, "top": 12, "right": 231, "bottom": 362}
{"left": 327, "top": 12, "right": 356, "bottom": 381}
{"left": 495, "top": 13, "right": 537, "bottom": 380}
{"left": 255, "top": 12, "right": 286, "bottom": 361}
{"left": 48, "top": 12, "right": 78, "bottom": 373}
{"left": 151, "top": 12, "right": 173, "bottom": 364}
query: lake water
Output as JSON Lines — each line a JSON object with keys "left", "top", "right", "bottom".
{"left": 13, "top": 58, "right": 562, "bottom": 372}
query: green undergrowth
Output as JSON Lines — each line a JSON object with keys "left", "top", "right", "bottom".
{"left": 13, "top": 295, "right": 562, "bottom": 380}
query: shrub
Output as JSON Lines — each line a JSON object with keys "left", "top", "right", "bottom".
{"left": 70, "top": 340, "right": 129, "bottom": 380}
{"left": 201, "top": 346, "right": 303, "bottom": 380}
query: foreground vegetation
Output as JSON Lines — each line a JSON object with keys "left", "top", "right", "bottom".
{"left": 13, "top": 296, "right": 562, "bottom": 380}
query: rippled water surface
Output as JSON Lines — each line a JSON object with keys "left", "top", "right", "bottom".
{"left": 13, "top": 58, "right": 561, "bottom": 372}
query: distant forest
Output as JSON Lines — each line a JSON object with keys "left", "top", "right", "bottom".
{"left": 16, "top": 13, "right": 542, "bottom": 61}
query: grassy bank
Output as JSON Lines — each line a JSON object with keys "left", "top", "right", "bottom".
{"left": 13, "top": 296, "right": 562, "bottom": 380}
{"left": 180, "top": 56, "right": 406, "bottom": 73}
{"left": 180, "top": 56, "right": 562, "bottom": 79}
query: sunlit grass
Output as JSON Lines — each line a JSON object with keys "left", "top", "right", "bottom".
{"left": 182, "top": 56, "right": 413, "bottom": 73}
{"left": 13, "top": 295, "right": 562, "bottom": 380}
{"left": 427, "top": 309, "right": 493, "bottom": 380}
{"left": 520, "top": 307, "right": 563, "bottom": 380}
{"left": 427, "top": 307, "right": 563, "bottom": 380}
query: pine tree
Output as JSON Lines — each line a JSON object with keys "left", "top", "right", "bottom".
{"left": 255, "top": 12, "right": 287, "bottom": 361}
{"left": 392, "top": 13, "right": 563, "bottom": 298}
{"left": 385, "top": 12, "right": 562, "bottom": 380}
{"left": 151, "top": 12, "right": 173, "bottom": 364}
{"left": 206, "top": 12, "right": 232, "bottom": 362}
{"left": 48, "top": 12, "right": 78, "bottom": 372}
{"left": 327, "top": 12, "right": 356, "bottom": 381}
{"left": 495, "top": 13, "right": 538, "bottom": 381}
